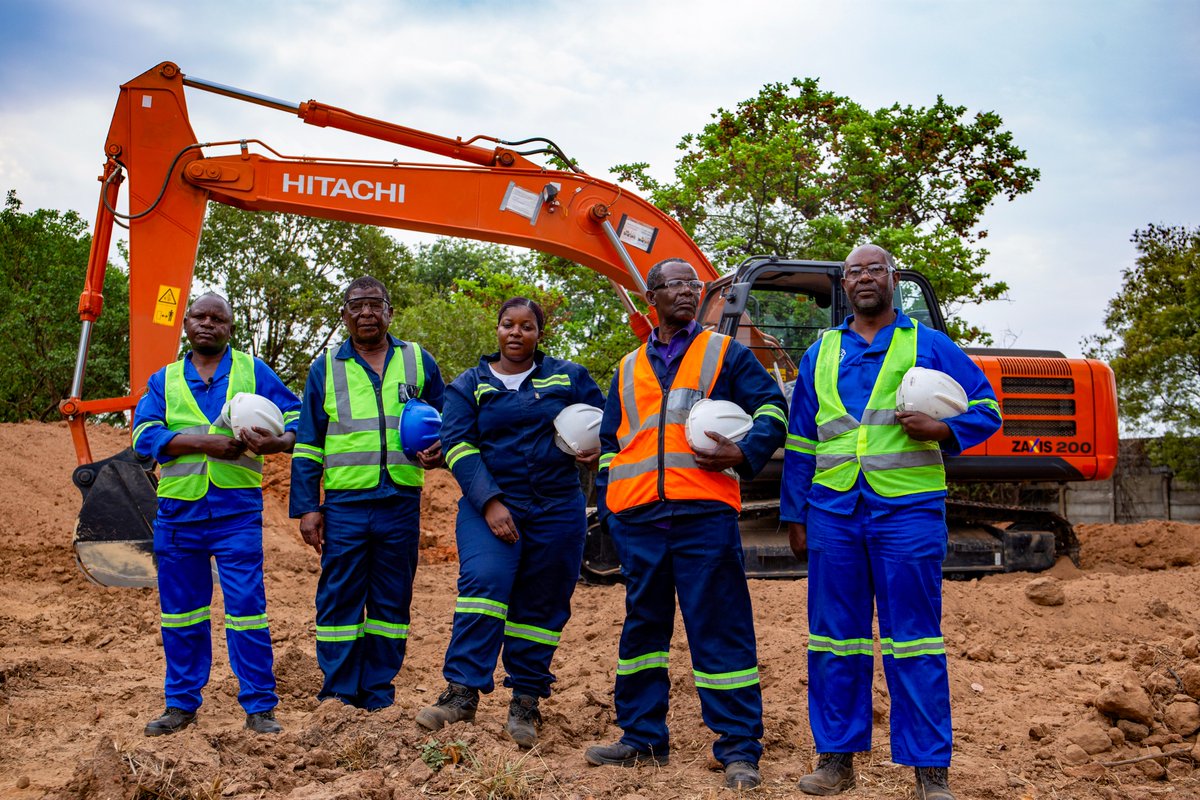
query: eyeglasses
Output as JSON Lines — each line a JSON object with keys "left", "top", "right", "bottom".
{"left": 843, "top": 263, "right": 894, "bottom": 281}
{"left": 344, "top": 297, "right": 390, "bottom": 315}
{"left": 649, "top": 279, "right": 704, "bottom": 292}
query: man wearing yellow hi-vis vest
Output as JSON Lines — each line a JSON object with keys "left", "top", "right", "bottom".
{"left": 781, "top": 245, "right": 1001, "bottom": 800}
{"left": 290, "top": 276, "right": 445, "bottom": 711}
{"left": 132, "top": 293, "right": 301, "bottom": 738}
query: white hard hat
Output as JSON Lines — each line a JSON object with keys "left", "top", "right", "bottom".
{"left": 895, "top": 367, "right": 969, "bottom": 420}
{"left": 686, "top": 398, "right": 753, "bottom": 454}
{"left": 227, "top": 392, "right": 285, "bottom": 437}
{"left": 553, "top": 403, "right": 603, "bottom": 456}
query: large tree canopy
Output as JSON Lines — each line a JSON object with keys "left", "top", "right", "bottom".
{"left": 1085, "top": 224, "right": 1200, "bottom": 480}
{"left": 613, "top": 77, "right": 1040, "bottom": 342}
{"left": 194, "top": 205, "right": 416, "bottom": 390}
{"left": 0, "top": 190, "right": 130, "bottom": 422}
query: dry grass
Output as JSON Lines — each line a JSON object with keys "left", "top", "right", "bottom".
{"left": 123, "top": 749, "right": 224, "bottom": 800}
{"left": 335, "top": 732, "right": 379, "bottom": 771}
{"left": 454, "top": 747, "right": 543, "bottom": 800}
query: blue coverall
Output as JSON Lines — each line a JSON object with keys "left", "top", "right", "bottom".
{"left": 290, "top": 334, "right": 444, "bottom": 710}
{"left": 780, "top": 310, "right": 1002, "bottom": 766}
{"left": 439, "top": 351, "right": 605, "bottom": 697}
{"left": 133, "top": 347, "right": 301, "bottom": 715}
{"left": 596, "top": 320, "right": 788, "bottom": 767}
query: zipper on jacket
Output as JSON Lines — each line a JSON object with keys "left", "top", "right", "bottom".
{"left": 374, "top": 384, "right": 387, "bottom": 472}
{"left": 657, "top": 387, "right": 668, "bottom": 500}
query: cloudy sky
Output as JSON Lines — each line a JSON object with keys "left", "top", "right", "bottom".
{"left": 2, "top": 0, "right": 1197, "bottom": 357}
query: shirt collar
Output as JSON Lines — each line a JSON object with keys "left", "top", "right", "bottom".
{"left": 651, "top": 318, "right": 699, "bottom": 345}
{"left": 183, "top": 345, "right": 232, "bottom": 379}
{"left": 336, "top": 333, "right": 403, "bottom": 359}
{"left": 837, "top": 308, "right": 913, "bottom": 331}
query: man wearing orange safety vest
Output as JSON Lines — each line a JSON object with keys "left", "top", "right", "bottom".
{"left": 583, "top": 258, "right": 787, "bottom": 791}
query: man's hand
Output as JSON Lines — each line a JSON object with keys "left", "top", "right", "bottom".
{"left": 197, "top": 434, "right": 248, "bottom": 460}
{"left": 416, "top": 440, "right": 444, "bottom": 469}
{"left": 574, "top": 447, "right": 600, "bottom": 468}
{"left": 483, "top": 498, "right": 519, "bottom": 543}
{"left": 239, "top": 427, "right": 296, "bottom": 455}
{"left": 299, "top": 511, "right": 325, "bottom": 555}
{"left": 896, "top": 411, "right": 951, "bottom": 442}
{"left": 788, "top": 522, "right": 807, "bottom": 560}
{"left": 694, "top": 431, "right": 746, "bottom": 472}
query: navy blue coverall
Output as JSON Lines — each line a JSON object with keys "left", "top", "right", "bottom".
{"left": 133, "top": 347, "right": 301, "bottom": 715}
{"left": 290, "top": 334, "right": 444, "bottom": 710}
{"left": 440, "top": 351, "right": 605, "bottom": 697}
{"left": 596, "top": 320, "right": 787, "bottom": 767}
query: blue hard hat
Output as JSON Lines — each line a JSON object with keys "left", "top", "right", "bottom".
{"left": 399, "top": 398, "right": 442, "bottom": 459}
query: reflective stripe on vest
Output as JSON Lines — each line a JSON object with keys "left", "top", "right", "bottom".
{"left": 606, "top": 330, "right": 741, "bottom": 514}
{"left": 812, "top": 327, "right": 945, "bottom": 497}
{"left": 158, "top": 349, "right": 263, "bottom": 501}
{"left": 322, "top": 343, "right": 426, "bottom": 490}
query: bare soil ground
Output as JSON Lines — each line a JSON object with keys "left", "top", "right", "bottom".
{"left": 3, "top": 421, "right": 1200, "bottom": 799}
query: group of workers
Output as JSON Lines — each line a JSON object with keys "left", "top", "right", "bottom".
{"left": 131, "top": 243, "right": 999, "bottom": 800}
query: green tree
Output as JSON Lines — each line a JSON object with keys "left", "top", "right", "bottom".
{"left": 613, "top": 78, "right": 1040, "bottom": 342}
{"left": 1085, "top": 224, "right": 1200, "bottom": 481}
{"left": 0, "top": 190, "right": 130, "bottom": 422}
{"left": 194, "top": 206, "right": 414, "bottom": 390}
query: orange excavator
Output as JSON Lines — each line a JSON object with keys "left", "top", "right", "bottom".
{"left": 62, "top": 62, "right": 1118, "bottom": 587}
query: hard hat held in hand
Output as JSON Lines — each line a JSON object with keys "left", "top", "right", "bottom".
{"left": 399, "top": 398, "right": 442, "bottom": 459}
{"left": 228, "top": 393, "right": 285, "bottom": 437}
{"left": 554, "top": 403, "right": 603, "bottom": 456}
{"left": 895, "top": 367, "right": 969, "bottom": 420}
{"left": 686, "top": 398, "right": 753, "bottom": 454}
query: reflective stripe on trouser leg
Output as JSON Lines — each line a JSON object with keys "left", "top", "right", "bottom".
{"left": 806, "top": 503, "right": 877, "bottom": 754}
{"left": 671, "top": 510, "right": 763, "bottom": 766}
{"left": 500, "top": 492, "right": 586, "bottom": 698}
{"left": 361, "top": 498, "right": 420, "bottom": 710}
{"left": 609, "top": 513, "right": 673, "bottom": 757}
{"left": 155, "top": 521, "right": 214, "bottom": 713}
{"left": 210, "top": 519, "right": 277, "bottom": 714}
{"left": 316, "top": 502, "right": 368, "bottom": 706}
{"left": 871, "top": 505, "right": 951, "bottom": 766}
{"left": 442, "top": 497, "right": 515, "bottom": 693}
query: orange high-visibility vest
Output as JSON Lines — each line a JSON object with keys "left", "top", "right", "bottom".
{"left": 605, "top": 330, "right": 740, "bottom": 514}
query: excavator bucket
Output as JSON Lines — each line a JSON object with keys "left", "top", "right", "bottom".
{"left": 71, "top": 448, "right": 159, "bottom": 588}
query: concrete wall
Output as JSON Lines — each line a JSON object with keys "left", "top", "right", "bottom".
{"left": 1026, "top": 439, "right": 1200, "bottom": 524}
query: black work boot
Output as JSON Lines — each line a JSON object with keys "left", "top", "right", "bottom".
{"left": 724, "top": 760, "right": 761, "bottom": 790}
{"left": 505, "top": 694, "right": 542, "bottom": 748}
{"left": 584, "top": 741, "right": 669, "bottom": 767}
{"left": 797, "top": 752, "right": 855, "bottom": 795}
{"left": 915, "top": 766, "right": 955, "bottom": 800}
{"left": 245, "top": 709, "right": 282, "bottom": 734}
{"left": 144, "top": 707, "right": 197, "bottom": 737}
{"left": 415, "top": 683, "right": 479, "bottom": 730}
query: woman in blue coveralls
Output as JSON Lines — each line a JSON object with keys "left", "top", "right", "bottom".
{"left": 415, "top": 297, "right": 605, "bottom": 748}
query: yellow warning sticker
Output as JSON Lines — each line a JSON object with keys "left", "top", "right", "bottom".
{"left": 153, "top": 285, "right": 181, "bottom": 326}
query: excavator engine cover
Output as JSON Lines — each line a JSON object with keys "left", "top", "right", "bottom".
{"left": 72, "top": 448, "right": 159, "bottom": 588}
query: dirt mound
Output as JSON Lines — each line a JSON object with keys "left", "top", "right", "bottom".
{"left": 2, "top": 421, "right": 1200, "bottom": 798}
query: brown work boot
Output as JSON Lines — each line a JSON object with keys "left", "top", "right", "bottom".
{"left": 797, "top": 752, "right": 855, "bottom": 795}
{"left": 915, "top": 766, "right": 955, "bottom": 800}
{"left": 505, "top": 694, "right": 542, "bottom": 748}
{"left": 414, "top": 683, "right": 479, "bottom": 730}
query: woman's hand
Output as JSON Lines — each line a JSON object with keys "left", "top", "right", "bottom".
{"left": 483, "top": 498, "right": 519, "bottom": 543}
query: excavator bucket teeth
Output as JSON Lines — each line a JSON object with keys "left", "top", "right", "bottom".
{"left": 71, "top": 448, "right": 159, "bottom": 588}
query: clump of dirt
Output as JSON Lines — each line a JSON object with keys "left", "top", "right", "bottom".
{"left": 3, "top": 421, "right": 1200, "bottom": 799}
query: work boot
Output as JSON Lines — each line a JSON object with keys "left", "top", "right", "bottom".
{"left": 144, "top": 707, "right": 196, "bottom": 737}
{"left": 584, "top": 741, "right": 669, "bottom": 767}
{"left": 245, "top": 709, "right": 282, "bottom": 734}
{"left": 724, "top": 760, "right": 761, "bottom": 790}
{"left": 797, "top": 752, "right": 855, "bottom": 795}
{"left": 415, "top": 683, "right": 479, "bottom": 731}
{"left": 505, "top": 694, "right": 542, "bottom": 748}
{"left": 915, "top": 766, "right": 955, "bottom": 800}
